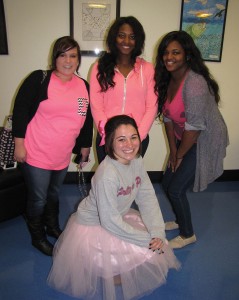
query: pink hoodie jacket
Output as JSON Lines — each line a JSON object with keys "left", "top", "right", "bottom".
{"left": 90, "top": 57, "right": 157, "bottom": 141}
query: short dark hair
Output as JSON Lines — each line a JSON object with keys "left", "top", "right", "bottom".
{"left": 105, "top": 115, "right": 141, "bottom": 160}
{"left": 50, "top": 36, "right": 81, "bottom": 72}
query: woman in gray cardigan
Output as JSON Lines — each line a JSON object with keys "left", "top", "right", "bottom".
{"left": 154, "top": 31, "right": 229, "bottom": 249}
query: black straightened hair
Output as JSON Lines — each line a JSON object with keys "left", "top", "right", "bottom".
{"left": 97, "top": 16, "right": 145, "bottom": 92}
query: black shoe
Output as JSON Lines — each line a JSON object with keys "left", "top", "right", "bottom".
{"left": 25, "top": 215, "right": 54, "bottom": 256}
{"left": 32, "top": 239, "right": 54, "bottom": 256}
{"left": 44, "top": 201, "right": 62, "bottom": 239}
{"left": 46, "top": 227, "right": 62, "bottom": 239}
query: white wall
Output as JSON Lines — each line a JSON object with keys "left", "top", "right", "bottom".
{"left": 0, "top": 0, "right": 238, "bottom": 172}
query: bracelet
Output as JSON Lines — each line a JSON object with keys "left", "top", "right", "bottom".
{"left": 176, "top": 156, "right": 183, "bottom": 160}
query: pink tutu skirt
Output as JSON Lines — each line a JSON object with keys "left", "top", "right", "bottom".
{"left": 48, "top": 209, "right": 180, "bottom": 300}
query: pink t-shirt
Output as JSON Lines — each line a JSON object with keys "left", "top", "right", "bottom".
{"left": 25, "top": 73, "right": 89, "bottom": 170}
{"left": 163, "top": 80, "right": 186, "bottom": 140}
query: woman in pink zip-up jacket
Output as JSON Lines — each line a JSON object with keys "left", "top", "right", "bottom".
{"left": 90, "top": 16, "right": 157, "bottom": 163}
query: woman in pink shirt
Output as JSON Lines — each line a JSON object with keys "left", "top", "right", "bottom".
{"left": 90, "top": 16, "right": 157, "bottom": 163}
{"left": 12, "top": 36, "right": 93, "bottom": 256}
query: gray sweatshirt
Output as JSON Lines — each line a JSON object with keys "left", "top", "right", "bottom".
{"left": 77, "top": 156, "right": 165, "bottom": 248}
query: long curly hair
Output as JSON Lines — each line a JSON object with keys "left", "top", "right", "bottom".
{"left": 154, "top": 31, "right": 220, "bottom": 117}
{"left": 97, "top": 16, "right": 145, "bottom": 92}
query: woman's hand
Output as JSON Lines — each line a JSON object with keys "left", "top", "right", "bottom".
{"left": 14, "top": 138, "right": 27, "bottom": 163}
{"left": 168, "top": 149, "right": 177, "bottom": 172}
{"left": 79, "top": 147, "right": 91, "bottom": 169}
{"left": 164, "top": 121, "right": 177, "bottom": 172}
{"left": 175, "top": 157, "right": 183, "bottom": 171}
{"left": 149, "top": 237, "right": 164, "bottom": 253}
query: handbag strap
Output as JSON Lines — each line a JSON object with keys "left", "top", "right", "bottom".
{"left": 78, "top": 169, "right": 89, "bottom": 200}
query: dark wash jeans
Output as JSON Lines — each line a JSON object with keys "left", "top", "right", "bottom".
{"left": 96, "top": 132, "right": 150, "bottom": 164}
{"left": 20, "top": 162, "right": 68, "bottom": 217}
{"left": 162, "top": 142, "right": 197, "bottom": 238}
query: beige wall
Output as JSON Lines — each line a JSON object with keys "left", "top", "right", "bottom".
{"left": 0, "top": 0, "right": 237, "bottom": 172}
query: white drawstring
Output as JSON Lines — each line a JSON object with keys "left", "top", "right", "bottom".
{"left": 140, "top": 63, "right": 144, "bottom": 87}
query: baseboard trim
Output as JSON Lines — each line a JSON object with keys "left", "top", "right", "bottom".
{"left": 64, "top": 170, "right": 239, "bottom": 184}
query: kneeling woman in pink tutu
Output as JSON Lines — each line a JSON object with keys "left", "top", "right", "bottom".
{"left": 48, "top": 115, "right": 180, "bottom": 300}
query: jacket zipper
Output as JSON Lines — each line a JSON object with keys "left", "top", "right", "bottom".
{"left": 122, "top": 77, "right": 127, "bottom": 113}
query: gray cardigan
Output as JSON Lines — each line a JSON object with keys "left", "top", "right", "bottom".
{"left": 183, "top": 70, "right": 229, "bottom": 192}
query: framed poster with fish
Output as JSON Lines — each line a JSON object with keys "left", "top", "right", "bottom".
{"left": 180, "top": 0, "right": 228, "bottom": 62}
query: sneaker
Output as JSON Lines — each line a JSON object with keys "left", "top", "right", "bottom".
{"left": 165, "top": 221, "right": 179, "bottom": 230}
{"left": 169, "top": 235, "right": 197, "bottom": 249}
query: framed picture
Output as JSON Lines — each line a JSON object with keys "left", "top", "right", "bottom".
{"left": 70, "top": 0, "right": 121, "bottom": 56}
{"left": 180, "top": 0, "right": 228, "bottom": 62}
{"left": 0, "top": 0, "right": 8, "bottom": 55}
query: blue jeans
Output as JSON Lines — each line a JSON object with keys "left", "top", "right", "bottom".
{"left": 162, "top": 142, "right": 197, "bottom": 238}
{"left": 96, "top": 133, "right": 149, "bottom": 164}
{"left": 21, "top": 163, "right": 68, "bottom": 217}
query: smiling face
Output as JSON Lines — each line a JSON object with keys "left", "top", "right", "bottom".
{"left": 113, "top": 124, "right": 140, "bottom": 164}
{"left": 116, "top": 23, "right": 136, "bottom": 57}
{"left": 163, "top": 40, "right": 187, "bottom": 74}
{"left": 55, "top": 47, "right": 79, "bottom": 81}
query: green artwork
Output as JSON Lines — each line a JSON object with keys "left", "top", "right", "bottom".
{"left": 180, "top": 0, "right": 228, "bottom": 62}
